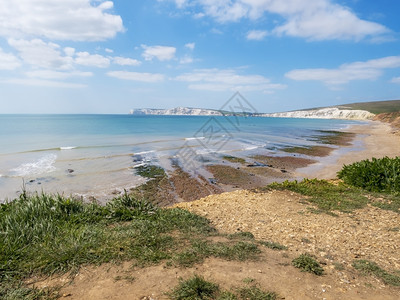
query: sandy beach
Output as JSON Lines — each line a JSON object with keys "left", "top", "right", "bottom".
{"left": 297, "top": 120, "right": 400, "bottom": 180}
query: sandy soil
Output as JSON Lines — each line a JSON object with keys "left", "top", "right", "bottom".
{"left": 47, "top": 188, "right": 400, "bottom": 300}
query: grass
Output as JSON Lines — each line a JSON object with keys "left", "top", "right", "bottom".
{"left": 292, "top": 254, "right": 324, "bottom": 276}
{"left": 227, "top": 231, "right": 255, "bottom": 240}
{"left": 265, "top": 179, "right": 400, "bottom": 214}
{"left": 353, "top": 260, "right": 400, "bottom": 286}
{"left": 169, "top": 275, "right": 277, "bottom": 300}
{"left": 169, "top": 275, "right": 219, "bottom": 300}
{"left": 259, "top": 241, "right": 288, "bottom": 251}
{"left": 0, "top": 191, "right": 262, "bottom": 299}
{"left": 222, "top": 155, "right": 246, "bottom": 164}
{"left": 338, "top": 100, "right": 400, "bottom": 114}
{"left": 264, "top": 179, "right": 369, "bottom": 213}
{"left": 237, "top": 286, "right": 277, "bottom": 300}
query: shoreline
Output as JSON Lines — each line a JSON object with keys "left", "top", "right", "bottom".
{"left": 128, "top": 122, "right": 374, "bottom": 206}
{"left": 153, "top": 120, "right": 400, "bottom": 206}
{"left": 297, "top": 120, "right": 400, "bottom": 180}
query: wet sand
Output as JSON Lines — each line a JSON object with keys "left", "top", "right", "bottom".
{"left": 297, "top": 121, "right": 400, "bottom": 179}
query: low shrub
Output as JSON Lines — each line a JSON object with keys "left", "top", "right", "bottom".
{"left": 338, "top": 157, "right": 400, "bottom": 194}
{"left": 292, "top": 254, "right": 324, "bottom": 276}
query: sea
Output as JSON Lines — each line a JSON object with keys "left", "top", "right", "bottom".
{"left": 0, "top": 114, "right": 363, "bottom": 202}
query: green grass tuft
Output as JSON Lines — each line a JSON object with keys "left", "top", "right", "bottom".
{"left": 292, "top": 254, "right": 324, "bottom": 276}
{"left": 259, "top": 241, "right": 288, "bottom": 251}
{"left": 353, "top": 260, "right": 400, "bottom": 286}
{"left": 169, "top": 275, "right": 220, "bottom": 300}
{"left": 169, "top": 276, "right": 277, "bottom": 300}
{"left": 227, "top": 231, "right": 255, "bottom": 240}
{"left": 216, "top": 291, "right": 238, "bottom": 300}
{"left": 237, "top": 286, "right": 277, "bottom": 300}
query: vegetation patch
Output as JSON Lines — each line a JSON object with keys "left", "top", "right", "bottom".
{"left": 0, "top": 191, "right": 265, "bottom": 299}
{"left": 282, "top": 145, "right": 333, "bottom": 157}
{"left": 222, "top": 155, "right": 246, "bottom": 164}
{"left": 338, "top": 99, "right": 400, "bottom": 114}
{"left": 227, "top": 231, "right": 255, "bottom": 240}
{"left": 237, "top": 286, "right": 277, "bottom": 300}
{"left": 353, "top": 260, "right": 400, "bottom": 286}
{"left": 132, "top": 164, "right": 174, "bottom": 206}
{"left": 169, "top": 275, "right": 219, "bottom": 300}
{"left": 292, "top": 254, "right": 324, "bottom": 276}
{"left": 135, "top": 164, "right": 166, "bottom": 179}
{"left": 312, "top": 130, "right": 355, "bottom": 146}
{"left": 259, "top": 241, "right": 288, "bottom": 251}
{"left": 169, "top": 275, "right": 277, "bottom": 300}
{"left": 338, "top": 157, "right": 400, "bottom": 194}
{"left": 265, "top": 179, "right": 369, "bottom": 213}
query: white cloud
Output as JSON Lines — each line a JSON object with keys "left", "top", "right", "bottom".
{"left": 107, "top": 71, "right": 165, "bottom": 82}
{"left": 105, "top": 48, "right": 114, "bottom": 53}
{"left": 64, "top": 47, "right": 76, "bottom": 57}
{"left": 391, "top": 77, "right": 400, "bottom": 84}
{"left": 180, "top": 56, "right": 194, "bottom": 64}
{"left": 113, "top": 57, "right": 141, "bottom": 66}
{"left": 246, "top": 30, "right": 268, "bottom": 40}
{"left": 185, "top": 42, "right": 196, "bottom": 50}
{"left": 2, "top": 78, "right": 86, "bottom": 88}
{"left": 175, "top": 0, "right": 187, "bottom": 8}
{"left": 175, "top": 68, "right": 286, "bottom": 92}
{"left": 285, "top": 55, "right": 400, "bottom": 86}
{"left": 173, "top": 0, "right": 389, "bottom": 41}
{"left": 8, "top": 39, "right": 74, "bottom": 70}
{"left": 0, "top": 0, "right": 123, "bottom": 41}
{"left": 141, "top": 45, "right": 176, "bottom": 61}
{"left": 25, "top": 70, "right": 93, "bottom": 80}
{"left": 0, "top": 48, "right": 21, "bottom": 70}
{"left": 75, "top": 52, "right": 110, "bottom": 68}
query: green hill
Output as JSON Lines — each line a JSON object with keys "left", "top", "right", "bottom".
{"left": 336, "top": 100, "right": 400, "bottom": 114}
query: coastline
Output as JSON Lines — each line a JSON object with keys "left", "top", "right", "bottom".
{"left": 297, "top": 120, "right": 400, "bottom": 180}
{"left": 9, "top": 119, "right": 400, "bottom": 300}
{"left": 129, "top": 120, "right": 393, "bottom": 206}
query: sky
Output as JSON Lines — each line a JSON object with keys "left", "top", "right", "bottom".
{"left": 0, "top": 0, "right": 400, "bottom": 114}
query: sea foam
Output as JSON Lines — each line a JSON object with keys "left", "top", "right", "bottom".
{"left": 10, "top": 154, "right": 57, "bottom": 177}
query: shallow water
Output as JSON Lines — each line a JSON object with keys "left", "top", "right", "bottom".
{"left": 0, "top": 114, "right": 362, "bottom": 202}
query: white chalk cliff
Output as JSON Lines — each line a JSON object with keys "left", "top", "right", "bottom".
{"left": 260, "top": 107, "right": 375, "bottom": 120}
{"left": 129, "top": 106, "right": 375, "bottom": 120}
{"left": 129, "top": 107, "right": 222, "bottom": 116}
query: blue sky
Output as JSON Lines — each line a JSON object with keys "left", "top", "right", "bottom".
{"left": 0, "top": 0, "right": 400, "bottom": 114}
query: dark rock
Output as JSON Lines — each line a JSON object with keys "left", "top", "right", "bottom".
{"left": 209, "top": 178, "right": 217, "bottom": 184}
{"left": 67, "top": 169, "right": 74, "bottom": 173}
{"left": 132, "top": 154, "right": 143, "bottom": 162}
{"left": 281, "top": 169, "right": 288, "bottom": 173}
{"left": 247, "top": 161, "right": 272, "bottom": 168}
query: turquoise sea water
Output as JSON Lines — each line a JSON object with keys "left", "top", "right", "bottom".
{"left": 0, "top": 114, "right": 362, "bottom": 202}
